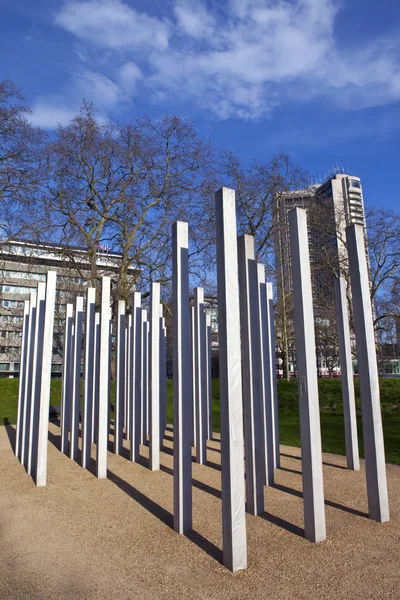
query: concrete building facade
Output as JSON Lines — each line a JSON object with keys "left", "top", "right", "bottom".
{"left": 274, "top": 172, "right": 368, "bottom": 376}
{"left": 0, "top": 240, "right": 137, "bottom": 376}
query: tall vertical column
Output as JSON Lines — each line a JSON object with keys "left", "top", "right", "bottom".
{"left": 61, "top": 303, "right": 73, "bottom": 455}
{"left": 238, "top": 235, "right": 265, "bottom": 516}
{"left": 149, "top": 282, "right": 160, "bottom": 471}
{"left": 141, "top": 309, "right": 148, "bottom": 445}
{"left": 92, "top": 313, "right": 100, "bottom": 444}
{"left": 114, "top": 300, "right": 125, "bottom": 455}
{"left": 21, "top": 292, "right": 37, "bottom": 467}
{"left": 27, "top": 281, "right": 46, "bottom": 477}
{"left": 172, "top": 221, "right": 192, "bottom": 534}
{"left": 257, "top": 265, "right": 274, "bottom": 486}
{"left": 70, "top": 296, "right": 83, "bottom": 461}
{"left": 35, "top": 271, "right": 57, "bottom": 487}
{"left": 125, "top": 314, "right": 132, "bottom": 441}
{"left": 130, "top": 292, "right": 142, "bottom": 462}
{"left": 205, "top": 313, "right": 213, "bottom": 440}
{"left": 162, "top": 318, "right": 167, "bottom": 435}
{"left": 346, "top": 224, "right": 389, "bottom": 522}
{"left": 215, "top": 187, "right": 247, "bottom": 573}
{"left": 267, "top": 282, "right": 280, "bottom": 468}
{"left": 159, "top": 305, "right": 165, "bottom": 446}
{"left": 190, "top": 305, "right": 196, "bottom": 447}
{"left": 288, "top": 207, "right": 326, "bottom": 543}
{"left": 15, "top": 300, "right": 29, "bottom": 459}
{"left": 96, "top": 277, "right": 111, "bottom": 479}
{"left": 194, "top": 287, "right": 207, "bottom": 464}
{"left": 334, "top": 276, "right": 360, "bottom": 471}
{"left": 82, "top": 288, "right": 96, "bottom": 468}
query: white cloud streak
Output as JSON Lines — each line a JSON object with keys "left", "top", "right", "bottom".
{"left": 33, "top": 0, "right": 400, "bottom": 126}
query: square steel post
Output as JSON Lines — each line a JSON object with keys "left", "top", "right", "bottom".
{"left": 205, "top": 313, "right": 213, "bottom": 440}
{"left": 35, "top": 271, "right": 57, "bottom": 487}
{"left": 238, "top": 235, "right": 265, "bottom": 516}
{"left": 334, "top": 276, "right": 360, "bottom": 470}
{"left": 114, "top": 300, "right": 125, "bottom": 455}
{"left": 346, "top": 224, "right": 389, "bottom": 522}
{"left": 15, "top": 300, "right": 29, "bottom": 459}
{"left": 190, "top": 305, "right": 196, "bottom": 447}
{"left": 70, "top": 296, "right": 83, "bottom": 461}
{"left": 257, "top": 265, "right": 274, "bottom": 486}
{"left": 194, "top": 287, "right": 207, "bottom": 464}
{"left": 21, "top": 292, "right": 37, "bottom": 468}
{"left": 82, "top": 288, "right": 96, "bottom": 467}
{"left": 159, "top": 305, "right": 165, "bottom": 447}
{"left": 288, "top": 207, "right": 326, "bottom": 543}
{"left": 267, "top": 282, "right": 280, "bottom": 468}
{"left": 172, "top": 221, "right": 192, "bottom": 533}
{"left": 61, "top": 303, "right": 73, "bottom": 455}
{"left": 27, "top": 281, "right": 46, "bottom": 477}
{"left": 96, "top": 277, "right": 111, "bottom": 479}
{"left": 141, "top": 309, "right": 148, "bottom": 445}
{"left": 130, "top": 292, "right": 142, "bottom": 462}
{"left": 215, "top": 187, "right": 247, "bottom": 572}
{"left": 92, "top": 312, "right": 100, "bottom": 444}
{"left": 125, "top": 314, "right": 132, "bottom": 441}
{"left": 149, "top": 282, "right": 160, "bottom": 471}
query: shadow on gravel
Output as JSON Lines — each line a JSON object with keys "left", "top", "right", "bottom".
{"left": 3, "top": 419, "right": 16, "bottom": 453}
{"left": 274, "top": 482, "right": 368, "bottom": 518}
{"left": 160, "top": 464, "right": 221, "bottom": 499}
{"left": 260, "top": 512, "right": 304, "bottom": 538}
{"left": 107, "top": 468, "right": 223, "bottom": 564}
{"left": 279, "top": 466, "right": 302, "bottom": 475}
{"left": 280, "top": 452, "right": 348, "bottom": 471}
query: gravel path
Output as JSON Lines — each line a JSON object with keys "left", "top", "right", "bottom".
{"left": 0, "top": 423, "right": 399, "bottom": 599}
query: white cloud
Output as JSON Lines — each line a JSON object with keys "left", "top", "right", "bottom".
{"left": 29, "top": 101, "right": 79, "bottom": 128}
{"left": 118, "top": 62, "right": 142, "bottom": 94}
{"left": 48, "top": 0, "right": 400, "bottom": 121}
{"left": 173, "top": 1, "right": 215, "bottom": 40}
{"left": 28, "top": 70, "right": 124, "bottom": 129}
{"left": 54, "top": 0, "right": 170, "bottom": 50}
{"left": 73, "top": 71, "right": 121, "bottom": 108}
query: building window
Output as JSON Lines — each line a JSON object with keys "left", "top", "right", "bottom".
{"left": 0, "top": 363, "right": 10, "bottom": 371}
{"left": 349, "top": 179, "right": 361, "bottom": 189}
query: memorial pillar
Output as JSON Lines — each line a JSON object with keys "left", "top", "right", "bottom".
{"left": 114, "top": 300, "right": 125, "bottom": 455}
{"left": 35, "top": 271, "right": 57, "bottom": 487}
{"left": 346, "top": 223, "right": 389, "bottom": 522}
{"left": 96, "top": 277, "right": 111, "bottom": 479}
{"left": 238, "top": 235, "right": 264, "bottom": 516}
{"left": 61, "top": 303, "right": 73, "bottom": 455}
{"left": 334, "top": 276, "right": 360, "bottom": 470}
{"left": 172, "top": 221, "right": 192, "bottom": 533}
{"left": 149, "top": 282, "right": 160, "bottom": 471}
{"left": 215, "top": 187, "right": 247, "bottom": 572}
{"left": 288, "top": 207, "right": 326, "bottom": 543}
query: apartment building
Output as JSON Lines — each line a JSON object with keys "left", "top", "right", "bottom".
{"left": 0, "top": 240, "right": 137, "bottom": 376}
{"left": 274, "top": 172, "right": 368, "bottom": 376}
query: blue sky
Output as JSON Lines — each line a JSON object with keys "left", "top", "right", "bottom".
{"left": 2, "top": 0, "right": 400, "bottom": 210}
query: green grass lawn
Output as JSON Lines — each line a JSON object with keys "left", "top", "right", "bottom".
{"left": 1, "top": 377, "right": 399, "bottom": 465}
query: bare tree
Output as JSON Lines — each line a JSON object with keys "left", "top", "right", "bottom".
{"left": 43, "top": 104, "right": 215, "bottom": 310}
{"left": 0, "top": 79, "right": 47, "bottom": 242}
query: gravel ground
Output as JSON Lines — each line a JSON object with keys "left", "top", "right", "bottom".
{"left": 0, "top": 422, "right": 399, "bottom": 600}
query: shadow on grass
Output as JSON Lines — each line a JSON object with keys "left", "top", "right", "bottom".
{"left": 273, "top": 482, "right": 368, "bottom": 518}
{"left": 280, "top": 452, "right": 348, "bottom": 471}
